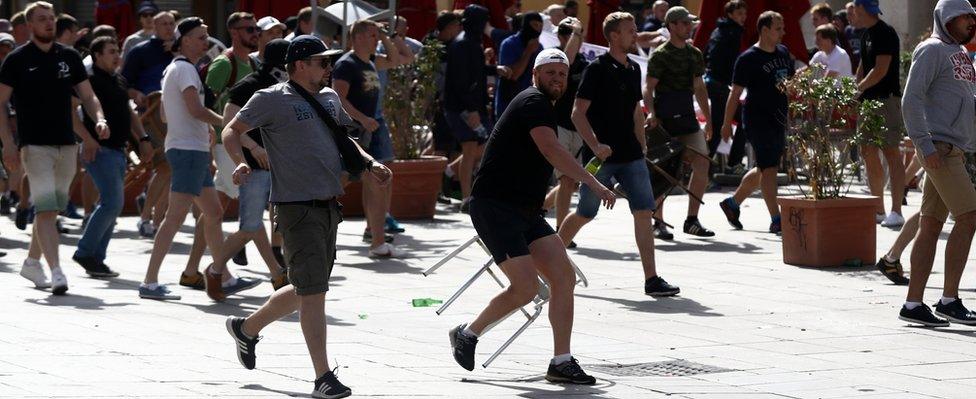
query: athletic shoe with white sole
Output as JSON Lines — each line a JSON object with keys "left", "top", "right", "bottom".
{"left": 19, "top": 259, "right": 51, "bottom": 288}
{"left": 368, "top": 243, "right": 407, "bottom": 258}
{"left": 899, "top": 304, "right": 949, "bottom": 327}
{"left": 880, "top": 212, "right": 905, "bottom": 228}
{"left": 934, "top": 298, "right": 976, "bottom": 326}
{"left": 312, "top": 371, "right": 351, "bottom": 399}
{"left": 225, "top": 316, "right": 260, "bottom": 370}
{"left": 50, "top": 268, "right": 68, "bottom": 295}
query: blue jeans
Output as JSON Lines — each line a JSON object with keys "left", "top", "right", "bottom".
{"left": 367, "top": 117, "right": 395, "bottom": 163}
{"left": 576, "top": 158, "right": 656, "bottom": 218}
{"left": 238, "top": 169, "right": 271, "bottom": 231}
{"left": 74, "top": 148, "right": 126, "bottom": 262}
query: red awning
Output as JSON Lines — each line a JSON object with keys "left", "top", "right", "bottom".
{"left": 693, "top": 0, "right": 812, "bottom": 62}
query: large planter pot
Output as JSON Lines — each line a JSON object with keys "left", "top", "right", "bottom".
{"left": 778, "top": 195, "right": 878, "bottom": 268}
{"left": 337, "top": 155, "right": 449, "bottom": 219}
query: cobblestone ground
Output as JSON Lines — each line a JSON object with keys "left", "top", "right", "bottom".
{"left": 1, "top": 184, "right": 975, "bottom": 398}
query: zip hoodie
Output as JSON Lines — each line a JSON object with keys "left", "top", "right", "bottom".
{"left": 444, "top": 5, "right": 490, "bottom": 114}
{"left": 903, "top": 0, "right": 976, "bottom": 157}
{"left": 704, "top": 17, "right": 744, "bottom": 86}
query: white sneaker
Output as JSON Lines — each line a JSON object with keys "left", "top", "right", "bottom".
{"left": 881, "top": 212, "right": 905, "bottom": 227}
{"left": 50, "top": 268, "right": 68, "bottom": 295}
{"left": 875, "top": 213, "right": 886, "bottom": 224}
{"left": 19, "top": 259, "right": 51, "bottom": 288}
{"left": 368, "top": 243, "right": 407, "bottom": 258}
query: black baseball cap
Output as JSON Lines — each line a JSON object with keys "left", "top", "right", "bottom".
{"left": 172, "top": 17, "right": 204, "bottom": 52}
{"left": 263, "top": 38, "right": 290, "bottom": 68}
{"left": 285, "top": 35, "right": 342, "bottom": 63}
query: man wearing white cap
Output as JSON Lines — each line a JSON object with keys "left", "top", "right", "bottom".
{"left": 447, "top": 48, "right": 615, "bottom": 384}
{"left": 250, "top": 16, "right": 285, "bottom": 69}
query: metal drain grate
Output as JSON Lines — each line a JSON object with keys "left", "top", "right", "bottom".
{"left": 586, "top": 359, "right": 734, "bottom": 377}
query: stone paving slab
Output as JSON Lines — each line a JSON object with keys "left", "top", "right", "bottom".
{"left": 1, "top": 185, "right": 975, "bottom": 398}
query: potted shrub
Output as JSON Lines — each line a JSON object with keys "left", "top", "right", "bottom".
{"left": 340, "top": 39, "right": 448, "bottom": 219}
{"left": 777, "top": 67, "right": 887, "bottom": 267}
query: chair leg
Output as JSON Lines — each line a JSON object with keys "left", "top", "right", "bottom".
{"left": 424, "top": 235, "right": 480, "bottom": 276}
{"left": 436, "top": 255, "right": 495, "bottom": 315}
{"left": 482, "top": 298, "right": 549, "bottom": 369}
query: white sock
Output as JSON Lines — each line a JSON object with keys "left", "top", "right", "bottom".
{"left": 462, "top": 325, "right": 478, "bottom": 338}
{"left": 883, "top": 254, "right": 898, "bottom": 263}
{"left": 23, "top": 257, "right": 42, "bottom": 267}
{"left": 551, "top": 353, "right": 573, "bottom": 365}
{"left": 141, "top": 282, "right": 159, "bottom": 290}
{"left": 444, "top": 165, "right": 455, "bottom": 178}
{"left": 904, "top": 301, "right": 922, "bottom": 310}
{"left": 222, "top": 276, "right": 238, "bottom": 288}
{"left": 941, "top": 296, "right": 956, "bottom": 305}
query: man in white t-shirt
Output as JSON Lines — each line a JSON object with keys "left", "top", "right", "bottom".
{"left": 140, "top": 18, "right": 256, "bottom": 302}
{"left": 809, "top": 24, "right": 853, "bottom": 79}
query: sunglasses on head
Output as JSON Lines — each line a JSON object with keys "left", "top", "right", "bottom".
{"left": 234, "top": 26, "right": 259, "bottom": 34}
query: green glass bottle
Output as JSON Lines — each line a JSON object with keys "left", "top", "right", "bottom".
{"left": 584, "top": 157, "right": 603, "bottom": 175}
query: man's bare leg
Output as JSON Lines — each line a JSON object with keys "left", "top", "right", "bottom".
{"left": 459, "top": 142, "right": 483, "bottom": 199}
{"left": 882, "top": 146, "right": 905, "bottom": 216}
{"left": 299, "top": 293, "right": 331, "bottom": 378}
{"left": 861, "top": 145, "right": 886, "bottom": 215}
{"left": 633, "top": 209, "right": 657, "bottom": 280}
{"left": 906, "top": 215, "right": 942, "bottom": 302}
{"left": 144, "top": 192, "right": 194, "bottom": 284}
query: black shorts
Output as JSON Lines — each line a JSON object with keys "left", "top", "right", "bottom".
{"left": 469, "top": 197, "right": 555, "bottom": 264}
{"left": 746, "top": 125, "right": 786, "bottom": 169}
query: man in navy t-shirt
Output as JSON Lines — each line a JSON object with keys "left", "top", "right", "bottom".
{"left": 495, "top": 12, "right": 543, "bottom": 118}
{"left": 718, "top": 11, "right": 795, "bottom": 234}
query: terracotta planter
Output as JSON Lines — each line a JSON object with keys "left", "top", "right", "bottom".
{"left": 337, "top": 155, "right": 449, "bottom": 219}
{"left": 778, "top": 195, "right": 878, "bottom": 267}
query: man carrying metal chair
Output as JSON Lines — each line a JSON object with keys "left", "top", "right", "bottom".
{"left": 447, "top": 48, "right": 615, "bottom": 384}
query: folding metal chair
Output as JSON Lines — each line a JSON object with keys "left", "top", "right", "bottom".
{"left": 423, "top": 235, "right": 588, "bottom": 368}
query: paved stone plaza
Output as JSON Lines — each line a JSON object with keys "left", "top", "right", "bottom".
{"left": 1, "top": 185, "right": 976, "bottom": 398}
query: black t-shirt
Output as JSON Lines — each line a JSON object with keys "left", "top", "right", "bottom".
{"left": 732, "top": 45, "right": 795, "bottom": 132}
{"left": 83, "top": 66, "right": 131, "bottom": 150}
{"left": 576, "top": 53, "right": 643, "bottom": 163}
{"left": 0, "top": 42, "right": 87, "bottom": 147}
{"left": 859, "top": 20, "right": 900, "bottom": 100}
{"left": 555, "top": 52, "right": 589, "bottom": 131}
{"left": 227, "top": 71, "right": 278, "bottom": 171}
{"left": 333, "top": 51, "right": 380, "bottom": 118}
{"left": 472, "top": 87, "right": 558, "bottom": 211}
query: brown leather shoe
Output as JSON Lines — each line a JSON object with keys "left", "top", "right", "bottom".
{"left": 179, "top": 271, "right": 205, "bottom": 290}
{"left": 204, "top": 264, "right": 226, "bottom": 302}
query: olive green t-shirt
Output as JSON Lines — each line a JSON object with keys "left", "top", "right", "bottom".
{"left": 646, "top": 41, "right": 705, "bottom": 93}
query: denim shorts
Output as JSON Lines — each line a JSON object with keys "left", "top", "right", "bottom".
{"left": 238, "top": 169, "right": 271, "bottom": 231}
{"left": 367, "top": 117, "right": 395, "bottom": 163}
{"left": 444, "top": 110, "right": 488, "bottom": 144}
{"left": 166, "top": 148, "right": 214, "bottom": 196}
{"left": 576, "top": 158, "right": 656, "bottom": 218}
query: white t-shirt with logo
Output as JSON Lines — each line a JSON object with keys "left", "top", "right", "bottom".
{"left": 810, "top": 46, "right": 853, "bottom": 79}
{"left": 161, "top": 57, "right": 210, "bottom": 152}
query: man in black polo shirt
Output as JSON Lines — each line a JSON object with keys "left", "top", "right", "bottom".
{"left": 0, "top": 1, "right": 112, "bottom": 295}
{"left": 854, "top": 0, "right": 905, "bottom": 228}
{"left": 72, "top": 36, "right": 153, "bottom": 278}
{"left": 213, "top": 38, "right": 291, "bottom": 291}
{"left": 558, "top": 12, "right": 680, "bottom": 297}
{"left": 448, "top": 48, "right": 614, "bottom": 384}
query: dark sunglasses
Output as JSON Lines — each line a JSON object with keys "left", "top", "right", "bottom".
{"left": 304, "top": 57, "right": 332, "bottom": 68}
{"left": 234, "top": 26, "right": 259, "bottom": 34}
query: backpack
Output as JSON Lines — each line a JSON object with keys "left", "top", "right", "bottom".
{"left": 198, "top": 48, "right": 257, "bottom": 108}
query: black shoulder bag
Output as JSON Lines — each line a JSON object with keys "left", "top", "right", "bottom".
{"left": 287, "top": 80, "right": 367, "bottom": 178}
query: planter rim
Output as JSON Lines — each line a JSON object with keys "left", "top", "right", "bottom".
{"left": 777, "top": 194, "right": 879, "bottom": 209}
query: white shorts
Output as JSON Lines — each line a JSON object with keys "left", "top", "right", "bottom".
{"left": 555, "top": 126, "right": 584, "bottom": 179}
{"left": 212, "top": 144, "right": 239, "bottom": 199}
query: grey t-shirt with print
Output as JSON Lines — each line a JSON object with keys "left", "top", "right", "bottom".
{"left": 236, "top": 83, "right": 355, "bottom": 202}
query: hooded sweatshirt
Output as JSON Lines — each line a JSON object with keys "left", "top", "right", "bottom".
{"left": 903, "top": 0, "right": 976, "bottom": 157}
{"left": 495, "top": 12, "right": 544, "bottom": 117}
{"left": 704, "top": 17, "right": 744, "bottom": 86}
{"left": 444, "top": 5, "right": 490, "bottom": 114}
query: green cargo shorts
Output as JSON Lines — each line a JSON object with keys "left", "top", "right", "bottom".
{"left": 274, "top": 201, "right": 342, "bottom": 295}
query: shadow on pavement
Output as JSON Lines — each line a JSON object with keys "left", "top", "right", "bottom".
{"left": 570, "top": 247, "right": 641, "bottom": 262}
{"left": 239, "top": 383, "right": 310, "bottom": 397}
{"left": 339, "top": 259, "right": 426, "bottom": 275}
{"left": 655, "top": 239, "right": 764, "bottom": 254}
{"left": 576, "top": 293, "right": 723, "bottom": 317}
{"left": 24, "top": 293, "right": 136, "bottom": 310}
{"left": 460, "top": 376, "right": 617, "bottom": 398}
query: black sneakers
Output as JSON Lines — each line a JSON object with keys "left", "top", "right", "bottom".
{"left": 719, "top": 197, "right": 743, "bottom": 230}
{"left": 312, "top": 371, "right": 351, "bottom": 399}
{"left": 72, "top": 255, "right": 120, "bottom": 278}
{"left": 683, "top": 218, "right": 715, "bottom": 237}
{"left": 653, "top": 220, "right": 673, "bottom": 241}
{"left": 876, "top": 257, "right": 910, "bottom": 285}
{"left": 899, "top": 304, "right": 949, "bottom": 327}
{"left": 546, "top": 357, "right": 597, "bottom": 385}
{"left": 934, "top": 299, "right": 976, "bottom": 326}
{"left": 448, "top": 324, "right": 478, "bottom": 371}
{"left": 232, "top": 247, "right": 248, "bottom": 266}
{"left": 645, "top": 276, "right": 680, "bottom": 297}
{"left": 225, "top": 316, "right": 260, "bottom": 370}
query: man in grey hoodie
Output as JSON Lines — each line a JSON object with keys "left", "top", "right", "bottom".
{"left": 900, "top": 0, "right": 976, "bottom": 327}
